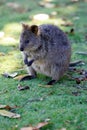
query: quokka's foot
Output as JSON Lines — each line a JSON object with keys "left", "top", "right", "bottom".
{"left": 47, "top": 80, "right": 57, "bottom": 85}
{"left": 20, "top": 75, "right": 36, "bottom": 82}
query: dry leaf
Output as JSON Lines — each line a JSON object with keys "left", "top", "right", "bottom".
{"left": 60, "top": 128, "right": 66, "bottom": 130}
{"left": 61, "top": 21, "right": 73, "bottom": 26}
{"left": 0, "top": 105, "right": 12, "bottom": 110}
{"left": 2, "top": 72, "right": 18, "bottom": 78}
{"left": 0, "top": 104, "right": 19, "bottom": 110}
{"left": 50, "top": 11, "right": 57, "bottom": 18}
{"left": 14, "top": 74, "right": 27, "bottom": 80}
{"left": 21, "top": 127, "right": 38, "bottom": 130}
{"left": 36, "top": 122, "right": 49, "bottom": 129}
{"left": 0, "top": 105, "right": 8, "bottom": 109}
{"left": 71, "top": 0, "right": 79, "bottom": 2}
{"left": 0, "top": 110, "right": 20, "bottom": 118}
{"left": 39, "top": 1, "right": 56, "bottom": 8}
{"left": 69, "top": 60, "right": 84, "bottom": 67}
{"left": 44, "top": 118, "right": 51, "bottom": 122}
{"left": 21, "top": 122, "right": 49, "bottom": 130}
{"left": 17, "top": 84, "right": 30, "bottom": 91}
{"left": 33, "top": 14, "right": 49, "bottom": 21}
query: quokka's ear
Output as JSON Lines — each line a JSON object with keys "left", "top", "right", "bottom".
{"left": 30, "top": 25, "right": 39, "bottom": 35}
{"left": 21, "top": 22, "right": 29, "bottom": 30}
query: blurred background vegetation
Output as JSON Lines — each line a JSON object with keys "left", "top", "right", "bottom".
{"left": 0, "top": 0, "right": 87, "bottom": 130}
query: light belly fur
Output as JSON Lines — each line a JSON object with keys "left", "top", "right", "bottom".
{"left": 32, "top": 61, "right": 51, "bottom": 77}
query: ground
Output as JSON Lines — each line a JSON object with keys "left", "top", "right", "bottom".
{"left": 0, "top": 0, "right": 87, "bottom": 130}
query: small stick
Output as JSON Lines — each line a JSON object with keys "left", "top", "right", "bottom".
{"left": 69, "top": 60, "right": 84, "bottom": 67}
{"left": 21, "top": 97, "right": 45, "bottom": 108}
{"left": 76, "top": 52, "right": 87, "bottom": 55}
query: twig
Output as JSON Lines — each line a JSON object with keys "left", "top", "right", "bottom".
{"left": 22, "top": 97, "right": 45, "bottom": 108}
{"left": 21, "top": 92, "right": 52, "bottom": 108}
{"left": 69, "top": 60, "right": 85, "bottom": 67}
{"left": 76, "top": 52, "right": 87, "bottom": 55}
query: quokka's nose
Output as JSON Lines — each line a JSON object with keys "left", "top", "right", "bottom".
{"left": 20, "top": 47, "right": 24, "bottom": 51}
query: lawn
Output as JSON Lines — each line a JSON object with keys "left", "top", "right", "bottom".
{"left": 0, "top": 0, "right": 87, "bottom": 130}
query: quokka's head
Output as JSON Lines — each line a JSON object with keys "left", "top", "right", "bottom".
{"left": 19, "top": 23, "right": 40, "bottom": 52}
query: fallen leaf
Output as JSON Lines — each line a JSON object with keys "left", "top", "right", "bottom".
{"left": 0, "top": 110, "right": 20, "bottom": 118}
{"left": 0, "top": 104, "right": 19, "bottom": 110}
{"left": 36, "top": 122, "right": 49, "bottom": 129}
{"left": 21, "top": 126, "right": 38, "bottom": 130}
{"left": 50, "top": 11, "right": 57, "bottom": 18}
{"left": 61, "top": 21, "right": 73, "bottom": 26}
{"left": 17, "top": 84, "right": 30, "bottom": 91}
{"left": 74, "top": 74, "right": 87, "bottom": 84}
{"left": 21, "top": 122, "right": 49, "bottom": 130}
{"left": 44, "top": 118, "right": 51, "bottom": 122}
{"left": 60, "top": 128, "right": 66, "bottom": 130}
{"left": 33, "top": 14, "right": 49, "bottom": 21}
{"left": 44, "top": 0, "right": 52, "bottom": 2}
{"left": 0, "top": 105, "right": 12, "bottom": 110}
{"left": 39, "top": 1, "right": 56, "bottom": 8}
{"left": 71, "top": 0, "right": 79, "bottom": 2}
{"left": 14, "top": 74, "right": 28, "bottom": 80}
{"left": 2, "top": 72, "right": 18, "bottom": 78}
{"left": 0, "top": 105, "right": 7, "bottom": 109}
{"left": 69, "top": 60, "right": 84, "bottom": 67}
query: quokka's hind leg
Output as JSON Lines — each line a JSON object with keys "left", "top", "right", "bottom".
{"left": 20, "top": 66, "right": 37, "bottom": 82}
{"left": 47, "top": 65, "right": 60, "bottom": 85}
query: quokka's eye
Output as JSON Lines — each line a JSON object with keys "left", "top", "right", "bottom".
{"left": 25, "top": 40, "right": 29, "bottom": 44}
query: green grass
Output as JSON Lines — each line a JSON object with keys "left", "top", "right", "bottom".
{"left": 0, "top": 0, "right": 87, "bottom": 130}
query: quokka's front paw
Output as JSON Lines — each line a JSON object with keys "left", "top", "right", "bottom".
{"left": 27, "top": 59, "right": 34, "bottom": 66}
{"left": 47, "top": 80, "right": 57, "bottom": 85}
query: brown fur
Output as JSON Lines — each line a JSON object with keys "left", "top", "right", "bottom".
{"left": 19, "top": 24, "right": 71, "bottom": 82}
